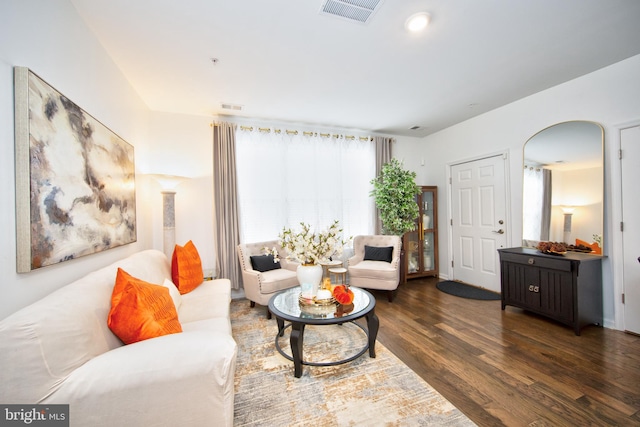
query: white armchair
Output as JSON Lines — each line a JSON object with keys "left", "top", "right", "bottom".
{"left": 237, "top": 240, "right": 299, "bottom": 317}
{"left": 348, "top": 235, "right": 402, "bottom": 302}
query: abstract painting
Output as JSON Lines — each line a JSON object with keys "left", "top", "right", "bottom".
{"left": 14, "top": 67, "right": 136, "bottom": 272}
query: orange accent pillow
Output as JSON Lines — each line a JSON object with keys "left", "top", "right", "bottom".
{"left": 171, "top": 240, "right": 204, "bottom": 294}
{"left": 108, "top": 269, "right": 182, "bottom": 345}
{"left": 111, "top": 268, "right": 144, "bottom": 309}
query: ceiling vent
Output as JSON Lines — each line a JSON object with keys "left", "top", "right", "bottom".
{"left": 319, "top": 0, "right": 384, "bottom": 24}
{"left": 221, "top": 103, "right": 243, "bottom": 111}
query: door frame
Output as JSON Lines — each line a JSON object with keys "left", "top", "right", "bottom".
{"left": 612, "top": 119, "right": 640, "bottom": 331}
{"left": 446, "top": 150, "right": 511, "bottom": 284}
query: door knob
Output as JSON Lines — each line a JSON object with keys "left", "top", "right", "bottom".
{"left": 492, "top": 229, "right": 504, "bottom": 234}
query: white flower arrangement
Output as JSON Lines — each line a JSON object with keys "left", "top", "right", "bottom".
{"left": 267, "top": 220, "right": 349, "bottom": 265}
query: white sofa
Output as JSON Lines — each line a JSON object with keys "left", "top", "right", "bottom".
{"left": 0, "top": 249, "right": 237, "bottom": 427}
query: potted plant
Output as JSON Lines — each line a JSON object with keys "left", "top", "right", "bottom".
{"left": 370, "top": 158, "right": 421, "bottom": 284}
{"left": 370, "top": 158, "right": 421, "bottom": 236}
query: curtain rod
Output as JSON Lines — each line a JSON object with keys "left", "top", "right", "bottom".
{"left": 237, "top": 124, "right": 373, "bottom": 141}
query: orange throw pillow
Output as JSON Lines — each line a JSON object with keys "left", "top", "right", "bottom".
{"left": 108, "top": 269, "right": 182, "bottom": 345}
{"left": 171, "top": 240, "right": 204, "bottom": 294}
{"left": 111, "top": 268, "right": 147, "bottom": 309}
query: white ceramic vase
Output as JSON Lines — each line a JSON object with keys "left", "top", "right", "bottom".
{"left": 297, "top": 264, "right": 323, "bottom": 298}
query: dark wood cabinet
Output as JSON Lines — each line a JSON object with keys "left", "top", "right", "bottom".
{"left": 498, "top": 247, "right": 603, "bottom": 335}
{"left": 404, "top": 186, "right": 438, "bottom": 281}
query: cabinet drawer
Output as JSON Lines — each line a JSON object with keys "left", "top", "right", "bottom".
{"left": 500, "top": 252, "right": 572, "bottom": 272}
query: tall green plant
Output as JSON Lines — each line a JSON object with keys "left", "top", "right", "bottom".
{"left": 370, "top": 158, "right": 421, "bottom": 235}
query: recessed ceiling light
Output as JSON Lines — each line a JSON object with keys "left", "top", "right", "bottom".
{"left": 405, "top": 12, "right": 430, "bottom": 33}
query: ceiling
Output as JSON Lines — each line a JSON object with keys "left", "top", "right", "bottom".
{"left": 70, "top": 0, "right": 640, "bottom": 137}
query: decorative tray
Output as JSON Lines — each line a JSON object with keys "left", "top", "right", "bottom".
{"left": 298, "top": 294, "right": 337, "bottom": 316}
{"left": 540, "top": 250, "right": 567, "bottom": 256}
{"left": 567, "top": 247, "right": 593, "bottom": 253}
{"left": 298, "top": 294, "right": 336, "bottom": 306}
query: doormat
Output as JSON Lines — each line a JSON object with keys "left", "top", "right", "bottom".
{"left": 436, "top": 280, "right": 501, "bottom": 300}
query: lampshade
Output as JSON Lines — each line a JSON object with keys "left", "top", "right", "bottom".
{"left": 149, "top": 174, "right": 188, "bottom": 191}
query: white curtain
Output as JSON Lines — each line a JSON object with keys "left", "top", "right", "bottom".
{"left": 523, "top": 165, "right": 551, "bottom": 243}
{"left": 235, "top": 128, "right": 376, "bottom": 244}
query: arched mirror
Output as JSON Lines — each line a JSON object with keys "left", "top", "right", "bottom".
{"left": 522, "top": 121, "right": 604, "bottom": 253}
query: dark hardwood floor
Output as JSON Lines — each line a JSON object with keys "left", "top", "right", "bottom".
{"left": 368, "top": 277, "right": 640, "bottom": 427}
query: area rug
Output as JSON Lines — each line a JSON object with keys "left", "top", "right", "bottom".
{"left": 436, "top": 280, "right": 501, "bottom": 300}
{"left": 231, "top": 298, "right": 476, "bottom": 426}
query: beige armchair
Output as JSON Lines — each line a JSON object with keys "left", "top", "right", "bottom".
{"left": 237, "top": 240, "right": 299, "bottom": 317}
{"left": 348, "top": 235, "right": 402, "bottom": 302}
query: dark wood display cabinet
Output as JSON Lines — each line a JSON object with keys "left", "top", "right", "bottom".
{"left": 498, "top": 247, "right": 603, "bottom": 335}
{"left": 403, "top": 186, "right": 438, "bottom": 282}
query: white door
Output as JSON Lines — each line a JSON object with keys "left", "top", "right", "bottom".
{"left": 621, "top": 125, "right": 640, "bottom": 334}
{"left": 451, "top": 154, "right": 508, "bottom": 292}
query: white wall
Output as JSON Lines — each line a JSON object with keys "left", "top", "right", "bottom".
{"left": 549, "top": 167, "right": 603, "bottom": 244}
{"left": 398, "top": 54, "right": 640, "bottom": 329}
{"left": 143, "top": 112, "right": 216, "bottom": 274}
{"left": 0, "top": 0, "right": 153, "bottom": 319}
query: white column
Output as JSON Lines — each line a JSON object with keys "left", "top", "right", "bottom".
{"left": 562, "top": 212, "right": 572, "bottom": 244}
{"left": 162, "top": 190, "right": 176, "bottom": 259}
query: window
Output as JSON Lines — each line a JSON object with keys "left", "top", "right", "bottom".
{"left": 235, "top": 128, "right": 375, "bottom": 243}
{"left": 523, "top": 165, "right": 551, "bottom": 243}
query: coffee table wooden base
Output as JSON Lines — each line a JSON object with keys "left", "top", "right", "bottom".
{"left": 268, "top": 286, "right": 378, "bottom": 378}
{"left": 274, "top": 313, "right": 378, "bottom": 378}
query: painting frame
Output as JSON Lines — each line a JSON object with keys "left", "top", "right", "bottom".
{"left": 14, "top": 67, "right": 137, "bottom": 272}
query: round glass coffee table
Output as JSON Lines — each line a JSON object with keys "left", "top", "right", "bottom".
{"left": 268, "top": 286, "right": 379, "bottom": 378}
